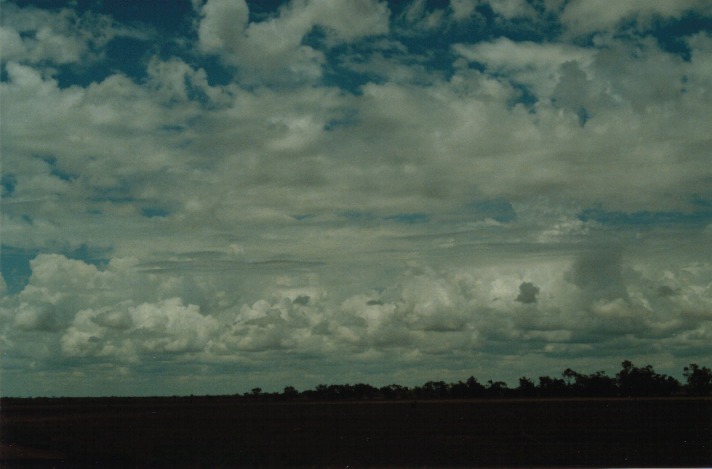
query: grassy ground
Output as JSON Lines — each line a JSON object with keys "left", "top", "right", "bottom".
{"left": 1, "top": 397, "right": 710, "bottom": 467}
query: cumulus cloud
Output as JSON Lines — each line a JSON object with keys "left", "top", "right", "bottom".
{"left": 2, "top": 249, "right": 712, "bottom": 392}
{"left": 486, "top": 0, "right": 537, "bottom": 20}
{"left": 2, "top": 0, "right": 712, "bottom": 395}
{"left": 197, "top": 0, "right": 250, "bottom": 55}
{"left": 560, "top": 0, "right": 712, "bottom": 37}
{"left": 450, "top": 0, "right": 477, "bottom": 21}
{"left": 197, "top": 0, "right": 389, "bottom": 83}
{"left": 453, "top": 38, "right": 595, "bottom": 97}
{"left": 0, "top": 2, "right": 146, "bottom": 66}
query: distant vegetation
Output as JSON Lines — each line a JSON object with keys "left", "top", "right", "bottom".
{"left": 5, "top": 361, "right": 710, "bottom": 401}
{"left": 240, "top": 361, "right": 712, "bottom": 401}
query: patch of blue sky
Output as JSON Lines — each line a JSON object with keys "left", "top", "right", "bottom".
{"left": 159, "top": 124, "right": 188, "bottom": 133}
{"left": 338, "top": 211, "right": 429, "bottom": 224}
{"left": 93, "top": 0, "right": 194, "bottom": 33}
{"left": 1, "top": 245, "right": 38, "bottom": 293}
{"left": 141, "top": 207, "right": 171, "bottom": 218}
{"left": 66, "top": 243, "right": 111, "bottom": 269}
{"left": 465, "top": 198, "right": 516, "bottom": 223}
{"left": 384, "top": 212, "right": 430, "bottom": 224}
{"left": 38, "top": 155, "right": 77, "bottom": 182}
{"left": 104, "top": 36, "right": 154, "bottom": 78}
{"left": 13, "top": 0, "right": 576, "bottom": 94}
{"left": 647, "top": 12, "right": 712, "bottom": 61}
{"left": 0, "top": 243, "right": 110, "bottom": 293}
{"left": 340, "top": 210, "right": 376, "bottom": 221}
{"left": 324, "top": 108, "right": 359, "bottom": 131}
{"left": 88, "top": 187, "right": 138, "bottom": 204}
{"left": 52, "top": 36, "right": 152, "bottom": 88}
{"left": 692, "top": 196, "right": 712, "bottom": 209}
{"left": 316, "top": 0, "right": 568, "bottom": 94}
{"left": 1, "top": 173, "right": 17, "bottom": 197}
{"left": 89, "top": 195, "right": 136, "bottom": 204}
{"left": 88, "top": 183, "right": 136, "bottom": 204}
{"left": 507, "top": 83, "right": 539, "bottom": 111}
{"left": 578, "top": 205, "right": 712, "bottom": 227}
{"left": 198, "top": 56, "right": 235, "bottom": 87}
{"left": 577, "top": 107, "right": 591, "bottom": 127}
{"left": 245, "top": 0, "right": 285, "bottom": 21}
{"left": 471, "top": 2, "right": 563, "bottom": 43}
{"left": 322, "top": 57, "right": 386, "bottom": 95}
{"left": 11, "top": 0, "right": 63, "bottom": 10}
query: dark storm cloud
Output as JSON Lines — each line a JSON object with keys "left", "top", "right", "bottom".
{"left": 516, "top": 281, "right": 540, "bottom": 304}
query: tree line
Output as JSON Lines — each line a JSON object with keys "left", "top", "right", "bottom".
{"left": 244, "top": 361, "right": 712, "bottom": 400}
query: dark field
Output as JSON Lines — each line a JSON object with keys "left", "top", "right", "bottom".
{"left": 1, "top": 397, "right": 710, "bottom": 467}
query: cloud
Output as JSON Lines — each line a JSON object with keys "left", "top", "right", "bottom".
{"left": 516, "top": 281, "right": 540, "bottom": 304}
{"left": 197, "top": 0, "right": 389, "bottom": 84}
{"left": 453, "top": 38, "right": 594, "bottom": 97}
{"left": 2, "top": 249, "right": 712, "bottom": 392}
{"left": 197, "top": 0, "right": 250, "bottom": 55}
{"left": 560, "top": 0, "right": 712, "bottom": 37}
{"left": 657, "top": 285, "right": 679, "bottom": 297}
{"left": 60, "top": 298, "right": 220, "bottom": 359}
{"left": 568, "top": 247, "right": 626, "bottom": 301}
{"left": 486, "top": 0, "right": 537, "bottom": 20}
{"left": 2, "top": 1, "right": 712, "bottom": 395}
{"left": 0, "top": 2, "right": 147, "bottom": 66}
{"left": 450, "top": 0, "right": 477, "bottom": 21}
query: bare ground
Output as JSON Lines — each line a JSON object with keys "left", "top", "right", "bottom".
{"left": 1, "top": 397, "right": 710, "bottom": 467}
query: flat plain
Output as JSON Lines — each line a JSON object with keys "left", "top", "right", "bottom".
{"left": 1, "top": 397, "right": 710, "bottom": 467}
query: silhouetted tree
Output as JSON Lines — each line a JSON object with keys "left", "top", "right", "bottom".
{"left": 353, "top": 383, "right": 378, "bottom": 399}
{"left": 380, "top": 384, "right": 410, "bottom": 400}
{"left": 417, "top": 381, "right": 450, "bottom": 399}
{"left": 578, "top": 371, "right": 618, "bottom": 397}
{"left": 517, "top": 377, "right": 537, "bottom": 397}
{"left": 465, "top": 376, "right": 486, "bottom": 398}
{"left": 683, "top": 364, "right": 712, "bottom": 396}
{"left": 450, "top": 380, "right": 470, "bottom": 399}
{"left": 562, "top": 368, "right": 578, "bottom": 387}
{"left": 616, "top": 360, "right": 680, "bottom": 397}
{"left": 537, "top": 376, "right": 568, "bottom": 397}
{"left": 282, "top": 386, "right": 299, "bottom": 399}
{"left": 240, "top": 360, "right": 710, "bottom": 402}
{"left": 309, "top": 384, "right": 329, "bottom": 400}
{"left": 485, "top": 380, "right": 508, "bottom": 398}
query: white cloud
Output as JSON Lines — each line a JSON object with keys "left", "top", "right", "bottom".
{"left": 197, "top": 0, "right": 389, "bottom": 84}
{"left": 485, "top": 0, "right": 537, "bottom": 19}
{"left": 399, "top": 0, "right": 446, "bottom": 31}
{"left": 298, "top": 0, "right": 390, "bottom": 42}
{"left": 2, "top": 1, "right": 712, "bottom": 394}
{"left": 0, "top": 2, "right": 146, "bottom": 66}
{"left": 59, "top": 299, "right": 221, "bottom": 359}
{"left": 560, "top": 0, "right": 712, "bottom": 37}
{"left": 197, "top": 0, "right": 249, "bottom": 54}
{"left": 453, "top": 38, "right": 595, "bottom": 96}
{"left": 2, "top": 248, "right": 712, "bottom": 391}
{"left": 450, "top": 0, "right": 477, "bottom": 21}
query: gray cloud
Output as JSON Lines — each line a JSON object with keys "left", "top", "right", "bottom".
{"left": 2, "top": 0, "right": 712, "bottom": 395}
{"left": 516, "top": 281, "right": 540, "bottom": 304}
{"left": 568, "top": 247, "right": 626, "bottom": 300}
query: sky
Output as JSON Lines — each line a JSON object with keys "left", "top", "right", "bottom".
{"left": 1, "top": 0, "right": 712, "bottom": 397}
